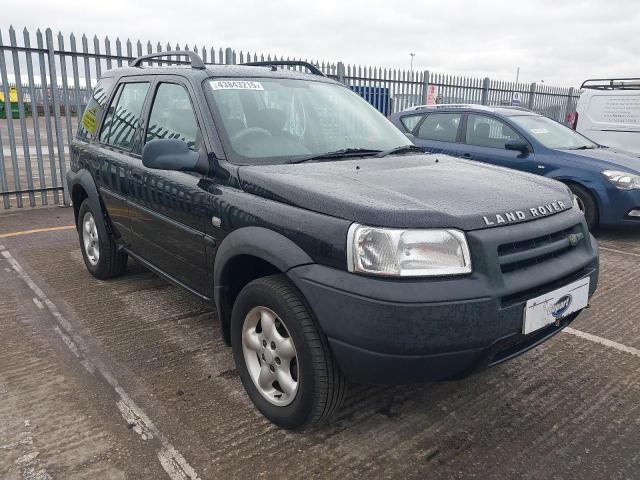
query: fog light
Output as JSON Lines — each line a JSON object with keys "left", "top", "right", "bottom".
{"left": 628, "top": 209, "right": 640, "bottom": 217}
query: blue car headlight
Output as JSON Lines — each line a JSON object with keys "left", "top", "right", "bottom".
{"left": 602, "top": 170, "right": 640, "bottom": 190}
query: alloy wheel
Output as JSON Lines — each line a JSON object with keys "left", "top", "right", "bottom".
{"left": 82, "top": 211, "right": 100, "bottom": 266}
{"left": 241, "top": 306, "right": 299, "bottom": 406}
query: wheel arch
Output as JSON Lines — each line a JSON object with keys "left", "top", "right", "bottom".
{"left": 553, "top": 175, "right": 601, "bottom": 213}
{"left": 213, "top": 227, "right": 314, "bottom": 345}
{"left": 67, "top": 169, "right": 102, "bottom": 227}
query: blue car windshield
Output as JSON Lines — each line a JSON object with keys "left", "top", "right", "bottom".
{"left": 510, "top": 115, "right": 598, "bottom": 150}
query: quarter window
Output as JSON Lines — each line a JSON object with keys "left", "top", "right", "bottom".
{"left": 99, "top": 82, "right": 150, "bottom": 150}
{"left": 78, "top": 77, "right": 117, "bottom": 139}
{"left": 146, "top": 83, "right": 200, "bottom": 149}
{"left": 466, "top": 114, "right": 524, "bottom": 149}
{"left": 416, "top": 113, "right": 461, "bottom": 142}
{"left": 400, "top": 114, "right": 423, "bottom": 132}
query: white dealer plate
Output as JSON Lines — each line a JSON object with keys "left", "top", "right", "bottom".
{"left": 523, "top": 277, "right": 590, "bottom": 335}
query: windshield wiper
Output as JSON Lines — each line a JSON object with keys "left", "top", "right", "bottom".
{"left": 375, "top": 145, "right": 425, "bottom": 157}
{"left": 290, "top": 148, "right": 382, "bottom": 164}
{"left": 567, "top": 145, "right": 595, "bottom": 150}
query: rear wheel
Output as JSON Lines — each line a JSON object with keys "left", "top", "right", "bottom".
{"left": 77, "top": 199, "right": 128, "bottom": 279}
{"left": 231, "top": 274, "right": 345, "bottom": 429}
{"left": 568, "top": 183, "right": 598, "bottom": 230}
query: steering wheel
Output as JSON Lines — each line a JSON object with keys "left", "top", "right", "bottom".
{"left": 232, "top": 127, "right": 272, "bottom": 143}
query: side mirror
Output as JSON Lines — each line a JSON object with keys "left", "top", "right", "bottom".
{"left": 505, "top": 139, "right": 530, "bottom": 154}
{"left": 142, "top": 139, "right": 209, "bottom": 175}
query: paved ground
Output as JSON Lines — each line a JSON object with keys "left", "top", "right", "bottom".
{"left": 0, "top": 207, "right": 639, "bottom": 480}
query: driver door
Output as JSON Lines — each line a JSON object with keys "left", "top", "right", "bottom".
{"left": 461, "top": 114, "right": 536, "bottom": 173}
{"left": 127, "top": 77, "right": 211, "bottom": 297}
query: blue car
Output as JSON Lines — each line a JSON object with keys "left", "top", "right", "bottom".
{"left": 389, "top": 104, "right": 640, "bottom": 229}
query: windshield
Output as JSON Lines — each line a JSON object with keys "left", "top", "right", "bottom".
{"left": 510, "top": 115, "right": 598, "bottom": 150}
{"left": 206, "top": 78, "right": 411, "bottom": 165}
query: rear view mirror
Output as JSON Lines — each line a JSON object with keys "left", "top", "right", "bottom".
{"left": 142, "top": 139, "right": 209, "bottom": 175}
{"left": 505, "top": 139, "right": 530, "bottom": 154}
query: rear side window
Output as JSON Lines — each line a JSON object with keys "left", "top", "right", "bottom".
{"left": 77, "top": 78, "right": 117, "bottom": 140}
{"left": 466, "top": 114, "right": 524, "bottom": 149}
{"left": 416, "top": 113, "right": 461, "bottom": 142}
{"left": 146, "top": 83, "right": 200, "bottom": 149}
{"left": 400, "top": 114, "right": 423, "bottom": 132}
{"left": 99, "top": 82, "right": 150, "bottom": 150}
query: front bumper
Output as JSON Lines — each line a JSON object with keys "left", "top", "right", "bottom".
{"left": 596, "top": 185, "right": 640, "bottom": 227}
{"left": 287, "top": 210, "right": 599, "bottom": 384}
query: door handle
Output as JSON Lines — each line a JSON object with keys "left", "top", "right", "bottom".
{"left": 462, "top": 153, "right": 473, "bottom": 159}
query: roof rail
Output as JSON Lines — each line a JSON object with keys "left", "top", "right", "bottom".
{"left": 580, "top": 78, "right": 640, "bottom": 90}
{"left": 242, "top": 60, "right": 325, "bottom": 77}
{"left": 496, "top": 105, "right": 533, "bottom": 112}
{"left": 130, "top": 51, "right": 206, "bottom": 70}
{"left": 409, "top": 103, "right": 492, "bottom": 111}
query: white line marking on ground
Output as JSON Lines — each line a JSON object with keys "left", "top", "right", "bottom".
{"left": 564, "top": 327, "right": 640, "bottom": 358}
{"left": 53, "top": 326, "right": 81, "bottom": 358}
{"left": 32, "top": 297, "right": 44, "bottom": 310}
{"left": 599, "top": 246, "right": 640, "bottom": 258}
{"left": 0, "top": 246, "right": 201, "bottom": 480}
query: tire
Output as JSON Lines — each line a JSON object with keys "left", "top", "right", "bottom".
{"left": 77, "top": 199, "right": 128, "bottom": 279}
{"left": 568, "top": 183, "right": 598, "bottom": 230}
{"left": 231, "top": 274, "right": 346, "bottom": 429}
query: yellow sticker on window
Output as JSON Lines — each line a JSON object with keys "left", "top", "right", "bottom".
{"left": 82, "top": 106, "right": 98, "bottom": 133}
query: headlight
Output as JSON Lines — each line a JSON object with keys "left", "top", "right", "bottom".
{"left": 347, "top": 224, "right": 472, "bottom": 277}
{"left": 602, "top": 170, "right": 640, "bottom": 190}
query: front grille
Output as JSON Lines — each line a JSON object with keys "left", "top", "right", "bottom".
{"left": 498, "top": 225, "right": 582, "bottom": 274}
{"left": 501, "top": 265, "right": 592, "bottom": 307}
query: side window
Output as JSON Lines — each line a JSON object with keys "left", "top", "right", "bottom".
{"left": 400, "top": 114, "right": 423, "bottom": 132}
{"left": 146, "top": 83, "right": 200, "bottom": 149}
{"left": 77, "top": 77, "right": 117, "bottom": 139}
{"left": 99, "top": 82, "right": 150, "bottom": 150}
{"left": 416, "top": 113, "right": 461, "bottom": 142}
{"left": 466, "top": 114, "right": 524, "bottom": 149}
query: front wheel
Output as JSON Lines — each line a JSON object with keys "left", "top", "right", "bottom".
{"left": 568, "top": 183, "right": 598, "bottom": 230}
{"left": 231, "top": 274, "right": 346, "bottom": 429}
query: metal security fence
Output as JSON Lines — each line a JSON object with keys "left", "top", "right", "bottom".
{"left": 0, "top": 25, "right": 579, "bottom": 210}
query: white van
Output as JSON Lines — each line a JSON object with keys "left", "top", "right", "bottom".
{"left": 574, "top": 78, "right": 640, "bottom": 155}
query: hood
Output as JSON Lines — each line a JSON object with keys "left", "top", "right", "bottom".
{"left": 561, "top": 147, "right": 640, "bottom": 172}
{"left": 238, "top": 154, "right": 574, "bottom": 231}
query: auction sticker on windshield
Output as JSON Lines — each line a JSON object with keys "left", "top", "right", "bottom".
{"left": 210, "top": 80, "right": 264, "bottom": 90}
{"left": 523, "top": 277, "right": 590, "bottom": 335}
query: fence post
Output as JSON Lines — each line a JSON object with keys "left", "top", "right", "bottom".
{"left": 481, "top": 77, "right": 490, "bottom": 105}
{"left": 45, "top": 28, "right": 70, "bottom": 206}
{"left": 421, "top": 70, "right": 430, "bottom": 104}
{"left": 528, "top": 82, "right": 537, "bottom": 109}
{"left": 336, "top": 61, "right": 346, "bottom": 85}
{"left": 564, "top": 87, "right": 575, "bottom": 124}
{"left": 225, "top": 47, "right": 234, "bottom": 65}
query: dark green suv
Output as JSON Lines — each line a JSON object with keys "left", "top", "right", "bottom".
{"left": 67, "top": 52, "right": 599, "bottom": 429}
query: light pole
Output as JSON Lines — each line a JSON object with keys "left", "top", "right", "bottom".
{"left": 410, "top": 53, "right": 415, "bottom": 72}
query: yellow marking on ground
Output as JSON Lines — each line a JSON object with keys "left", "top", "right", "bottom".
{"left": 0, "top": 225, "right": 76, "bottom": 239}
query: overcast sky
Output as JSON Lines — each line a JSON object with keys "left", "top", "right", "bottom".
{"left": 7, "top": 0, "right": 640, "bottom": 87}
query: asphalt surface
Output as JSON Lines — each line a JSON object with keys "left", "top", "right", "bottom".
{"left": 0, "top": 206, "right": 639, "bottom": 480}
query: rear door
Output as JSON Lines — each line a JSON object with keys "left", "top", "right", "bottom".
{"left": 93, "top": 77, "right": 152, "bottom": 244}
{"left": 127, "top": 76, "right": 211, "bottom": 297}
{"left": 461, "top": 113, "right": 536, "bottom": 171}
{"left": 412, "top": 112, "right": 465, "bottom": 156}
